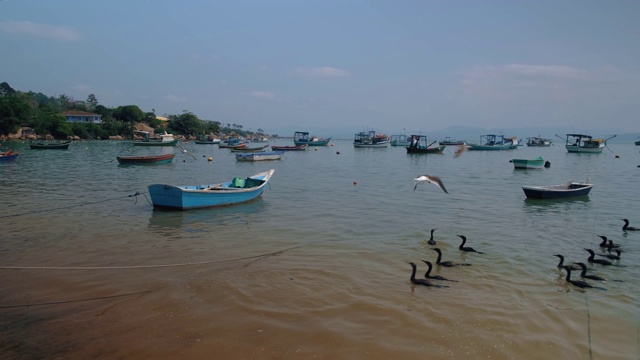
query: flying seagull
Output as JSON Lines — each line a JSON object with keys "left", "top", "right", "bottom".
{"left": 413, "top": 175, "right": 448, "bottom": 194}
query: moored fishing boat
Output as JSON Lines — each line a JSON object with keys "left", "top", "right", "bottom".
{"left": 148, "top": 169, "right": 275, "bottom": 210}
{"left": 293, "top": 131, "right": 332, "bottom": 146}
{"left": 526, "top": 137, "right": 551, "bottom": 147}
{"left": 522, "top": 180, "right": 593, "bottom": 199}
{"left": 561, "top": 133, "right": 615, "bottom": 153}
{"left": 511, "top": 157, "right": 548, "bottom": 170}
{"left": 406, "top": 135, "right": 446, "bottom": 154}
{"left": 29, "top": 140, "right": 71, "bottom": 149}
{"left": 230, "top": 145, "right": 269, "bottom": 152}
{"left": 235, "top": 151, "right": 284, "bottom": 161}
{"left": 133, "top": 131, "right": 178, "bottom": 146}
{"left": 467, "top": 134, "right": 513, "bottom": 150}
{"left": 390, "top": 134, "right": 411, "bottom": 147}
{"left": 353, "top": 130, "right": 390, "bottom": 148}
{"left": 439, "top": 136, "right": 466, "bottom": 146}
{"left": 116, "top": 153, "right": 175, "bottom": 164}
{"left": 270, "top": 144, "right": 308, "bottom": 151}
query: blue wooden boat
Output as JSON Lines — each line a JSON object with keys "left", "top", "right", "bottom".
{"left": 0, "top": 150, "right": 19, "bottom": 161}
{"left": 148, "top": 169, "right": 275, "bottom": 210}
{"left": 522, "top": 180, "right": 593, "bottom": 199}
{"left": 467, "top": 134, "right": 513, "bottom": 151}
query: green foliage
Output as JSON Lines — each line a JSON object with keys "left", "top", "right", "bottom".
{"left": 169, "top": 111, "right": 205, "bottom": 135}
{"left": 0, "top": 90, "right": 33, "bottom": 135}
{"left": 113, "top": 105, "right": 144, "bottom": 123}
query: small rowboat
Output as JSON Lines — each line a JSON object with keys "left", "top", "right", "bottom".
{"left": 0, "top": 150, "right": 19, "bottom": 161}
{"left": 117, "top": 153, "right": 176, "bottom": 164}
{"left": 511, "top": 157, "right": 548, "bottom": 170}
{"left": 231, "top": 145, "right": 269, "bottom": 152}
{"left": 522, "top": 180, "right": 593, "bottom": 199}
{"left": 270, "top": 144, "right": 308, "bottom": 151}
{"left": 29, "top": 140, "right": 71, "bottom": 149}
{"left": 235, "top": 151, "right": 284, "bottom": 162}
{"left": 148, "top": 169, "right": 275, "bottom": 210}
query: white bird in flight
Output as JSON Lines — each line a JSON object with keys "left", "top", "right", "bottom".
{"left": 413, "top": 175, "right": 448, "bottom": 194}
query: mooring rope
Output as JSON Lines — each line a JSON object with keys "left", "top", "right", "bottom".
{"left": 0, "top": 290, "right": 152, "bottom": 309}
{"left": 0, "top": 191, "right": 146, "bottom": 219}
{"left": 0, "top": 245, "right": 302, "bottom": 271}
{"left": 585, "top": 293, "right": 593, "bottom": 360}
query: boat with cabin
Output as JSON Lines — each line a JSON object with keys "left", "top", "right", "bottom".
{"left": 293, "top": 132, "right": 332, "bottom": 146}
{"left": 353, "top": 130, "right": 390, "bottom": 148}
{"left": 406, "top": 135, "right": 446, "bottom": 154}
{"left": 467, "top": 134, "right": 513, "bottom": 151}
{"left": 561, "top": 133, "right": 615, "bottom": 154}
{"left": 526, "top": 137, "right": 551, "bottom": 147}
{"left": 390, "top": 135, "right": 411, "bottom": 147}
{"left": 133, "top": 131, "right": 178, "bottom": 146}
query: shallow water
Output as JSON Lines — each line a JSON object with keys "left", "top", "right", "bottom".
{"left": 1, "top": 139, "right": 639, "bottom": 359}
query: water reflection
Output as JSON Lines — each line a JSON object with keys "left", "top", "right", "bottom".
{"left": 522, "top": 196, "right": 591, "bottom": 214}
{"left": 147, "top": 198, "right": 267, "bottom": 235}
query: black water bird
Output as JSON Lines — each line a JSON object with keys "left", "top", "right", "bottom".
{"left": 421, "top": 260, "right": 458, "bottom": 282}
{"left": 573, "top": 262, "right": 607, "bottom": 281}
{"left": 431, "top": 248, "right": 471, "bottom": 267}
{"left": 597, "top": 235, "right": 618, "bottom": 248}
{"left": 413, "top": 175, "right": 448, "bottom": 194}
{"left": 562, "top": 266, "right": 594, "bottom": 288}
{"left": 622, "top": 219, "right": 639, "bottom": 231}
{"left": 553, "top": 254, "right": 580, "bottom": 270}
{"left": 428, "top": 228, "right": 437, "bottom": 245}
{"left": 408, "top": 262, "right": 437, "bottom": 287}
{"left": 596, "top": 249, "right": 621, "bottom": 260}
{"left": 457, "top": 235, "right": 484, "bottom": 254}
{"left": 585, "top": 248, "right": 612, "bottom": 266}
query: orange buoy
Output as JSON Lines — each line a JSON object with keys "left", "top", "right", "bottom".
{"left": 208, "top": 157, "right": 213, "bottom": 161}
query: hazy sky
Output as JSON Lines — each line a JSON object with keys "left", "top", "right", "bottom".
{"left": 2, "top": 0, "right": 639, "bottom": 134}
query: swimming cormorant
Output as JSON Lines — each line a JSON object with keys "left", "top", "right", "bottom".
{"left": 431, "top": 248, "right": 471, "bottom": 267}
{"left": 457, "top": 235, "right": 484, "bottom": 254}
{"left": 428, "top": 228, "right": 437, "bottom": 245}
{"left": 553, "top": 254, "right": 580, "bottom": 270}
{"left": 573, "top": 262, "right": 607, "bottom": 281}
{"left": 585, "top": 248, "right": 612, "bottom": 265}
{"left": 596, "top": 249, "right": 621, "bottom": 260}
{"left": 597, "top": 235, "right": 618, "bottom": 248}
{"left": 413, "top": 175, "right": 448, "bottom": 194}
{"left": 421, "top": 260, "right": 458, "bottom": 282}
{"left": 408, "top": 262, "right": 437, "bottom": 287}
{"left": 562, "top": 266, "right": 594, "bottom": 288}
{"left": 622, "top": 219, "right": 638, "bottom": 231}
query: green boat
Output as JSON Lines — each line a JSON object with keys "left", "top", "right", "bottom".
{"left": 511, "top": 157, "right": 548, "bottom": 169}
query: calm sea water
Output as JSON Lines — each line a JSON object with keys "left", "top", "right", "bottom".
{"left": 1, "top": 139, "right": 639, "bottom": 359}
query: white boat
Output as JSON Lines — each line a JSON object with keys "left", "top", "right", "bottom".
{"left": 235, "top": 151, "right": 284, "bottom": 162}
{"left": 562, "top": 133, "right": 615, "bottom": 154}
{"left": 353, "top": 130, "right": 390, "bottom": 148}
{"left": 526, "top": 137, "right": 551, "bottom": 147}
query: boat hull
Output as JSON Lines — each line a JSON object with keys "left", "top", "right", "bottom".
{"left": 565, "top": 145, "right": 604, "bottom": 153}
{"left": 0, "top": 152, "right": 19, "bottom": 161}
{"left": 468, "top": 143, "right": 512, "bottom": 150}
{"left": 117, "top": 153, "right": 175, "bottom": 164}
{"left": 29, "top": 141, "right": 71, "bottom": 149}
{"left": 235, "top": 151, "right": 284, "bottom": 161}
{"left": 133, "top": 139, "right": 179, "bottom": 147}
{"left": 522, "top": 183, "right": 593, "bottom": 199}
{"left": 354, "top": 142, "right": 389, "bottom": 148}
{"left": 194, "top": 141, "right": 221, "bottom": 145}
{"left": 406, "top": 145, "right": 446, "bottom": 154}
{"left": 294, "top": 139, "right": 331, "bottom": 146}
{"left": 512, "top": 157, "right": 545, "bottom": 169}
{"left": 270, "top": 145, "right": 308, "bottom": 151}
{"left": 148, "top": 169, "right": 275, "bottom": 210}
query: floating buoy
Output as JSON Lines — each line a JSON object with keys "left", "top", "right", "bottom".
{"left": 331, "top": 143, "right": 334, "bottom": 146}
{"left": 615, "top": 154, "right": 620, "bottom": 158}
{"left": 315, "top": 147, "right": 318, "bottom": 151}
{"left": 208, "top": 157, "right": 213, "bottom": 161}
{"left": 353, "top": 180, "right": 358, "bottom": 187}
{"left": 203, "top": 155, "right": 206, "bottom": 157}
{"left": 336, "top": 151, "right": 340, "bottom": 155}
